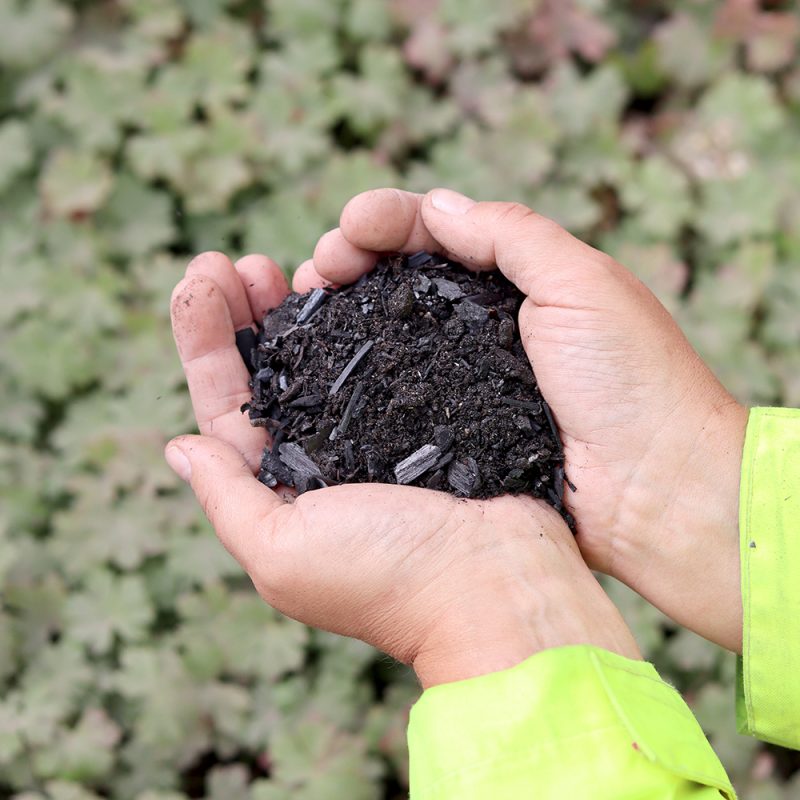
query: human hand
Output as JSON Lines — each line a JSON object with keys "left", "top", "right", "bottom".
{"left": 166, "top": 252, "right": 641, "bottom": 688}
{"left": 295, "top": 188, "right": 748, "bottom": 653}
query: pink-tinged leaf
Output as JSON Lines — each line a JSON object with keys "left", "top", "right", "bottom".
{"left": 402, "top": 18, "right": 453, "bottom": 83}
{"left": 509, "top": 0, "right": 616, "bottom": 74}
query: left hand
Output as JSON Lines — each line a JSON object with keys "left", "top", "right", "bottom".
{"left": 167, "top": 252, "right": 641, "bottom": 688}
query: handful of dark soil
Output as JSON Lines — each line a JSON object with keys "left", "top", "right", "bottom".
{"left": 240, "top": 252, "right": 572, "bottom": 522}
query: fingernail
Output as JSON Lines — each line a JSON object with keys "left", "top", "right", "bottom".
{"left": 165, "top": 445, "right": 192, "bottom": 482}
{"left": 430, "top": 188, "right": 476, "bottom": 215}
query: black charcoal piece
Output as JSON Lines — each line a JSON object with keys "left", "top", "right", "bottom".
{"left": 262, "top": 450, "right": 292, "bottom": 486}
{"left": 455, "top": 300, "right": 489, "bottom": 330}
{"left": 258, "top": 469, "right": 279, "bottom": 488}
{"left": 433, "top": 425, "right": 455, "bottom": 452}
{"left": 288, "top": 394, "right": 323, "bottom": 409}
{"left": 433, "top": 278, "right": 464, "bottom": 300}
{"left": 394, "top": 444, "right": 442, "bottom": 485}
{"left": 432, "top": 450, "right": 455, "bottom": 471}
{"left": 542, "top": 400, "right": 561, "bottom": 453}
{"left": 329, "top": 340, "right": 374, "bottom": 395}
{"left": 278, "top": 442, "right": 322, "bottom": 480}
{"left": 296, "top": 288, "right": 328, "bottom": 324}
{"left": 337, "top": 381, "right": 365, "bottom": 435}
{"left": 413, "top": 273, "right": 432, "bottom": 294}
{"left": 408, "top": 251, "right": 435, "bottom": 269}
{"left": 447, "top": 457, "right": 481, "bottom": 496}
{"left": 343, "top": 439, "right": 355, "bottom": 473}
{"left": 554, "top": 465, "right": 565, "bottom": 506}
{"left": 500, "top": 397, "right": 542, "bottom": 413}
{"left": 235, "top": 327, "right": 257, "bottom": 373}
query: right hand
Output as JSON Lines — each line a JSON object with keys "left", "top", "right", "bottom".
{"left": 295, "top": 188, "right": 749, "bottom": 652}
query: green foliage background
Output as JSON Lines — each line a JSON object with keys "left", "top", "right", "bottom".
{"left": 1, "top": 0, "right": 799, "bottom": 797}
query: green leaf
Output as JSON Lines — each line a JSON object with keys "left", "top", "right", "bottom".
{"left": 696, "top": 172, "right": 783, "bottom": 246}
{"left": 12, "top": 781, "right": 105, "bottom": 800}
{"left": 267, "top": 0, "right": 344, "bottom": 39}
{"left": 620, "top": 156, "right": 693, "bottom": 240}
{"left": 97, "top": 173, "right": 176, "bottom": 257}
{"left": 180, "top": 20, "right": 255, "bottom": 110}
{"left": 330, "top": 48, "right": 410, "bottom": 138}
{"left": 39, "top": 149, "right": 114, "bottom": 218}
{"left": 548, "top": 62, "right": 628, "bottom": 139}
{"left": 34, "top": 708, "right": 121, "bottom": 782}
{"left": 205, "top": 764, "right": 251, "bottom": 800}
{"left": 176, "top": 586, "right": 309, "bottom": 683}
{"left": 40, "top": 56, "right": 147, "bottom": 152}
{"left": 0, "top": 0, "right": 73, "bottom": 69}
{"left": 655, "top": 12, "right": 732, "bottom": 89}
{"left": 0, "top": 121, "right": 34, "bottom": 192}
{"left": 65, "top": 570, "right": 154, "bottom": 654}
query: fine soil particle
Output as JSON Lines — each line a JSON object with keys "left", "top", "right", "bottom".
{"left": 242, "top": 252, "right": 573, "bottom": 524}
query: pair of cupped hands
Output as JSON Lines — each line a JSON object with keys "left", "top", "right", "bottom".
{"left": 167, "top": 188, "right": 748, "bottom": 689}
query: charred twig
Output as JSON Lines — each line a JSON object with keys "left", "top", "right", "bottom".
{"left": 329, "top": 340, "right": 374, "bottom": 395}
{"left": 296, "top": 288, "right": 328, "bottom": 324}
{"left": 394, "top": 444, "right": 441, "bottom": 484}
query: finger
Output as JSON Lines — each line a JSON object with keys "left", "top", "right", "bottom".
{"left": 186, "top": 251, "right": 254, "bottom": 330}
{"left": 340, "top": 188, "right": 437, "bottom": 252}
{"left": 170, "top": 274, "right": 266, "bottom": 470}
{"left": 313, "top": 228, "right": 378, "bottom": 284}
{"left": 165, "top": 435, "right": 286, "bottom": 575}
{"left": 420, "top": 189, "right": 630, "bottom": 309}
{"left": 292, "top": 259, "right": 334, "bottom": 293}
{"left": 234, "top": 254, "right": 290, "bottom": 323}
{"left": 313, "top": 188, "right": 441, "bottom": 285}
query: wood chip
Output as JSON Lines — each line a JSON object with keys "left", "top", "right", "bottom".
{"left": 394, "top": 444, "right": 442, "bottom": 484}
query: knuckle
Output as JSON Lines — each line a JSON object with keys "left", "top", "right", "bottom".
{"left": 495, "top": 202, "right": 539, "bottom": 227}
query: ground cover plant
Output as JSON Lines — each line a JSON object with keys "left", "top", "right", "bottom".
{"left": 1, "top": 0, "right": 799, "bottom": 797}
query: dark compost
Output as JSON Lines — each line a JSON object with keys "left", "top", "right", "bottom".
{"left": 240, "top": 252, "right": 573, "bottom": 523}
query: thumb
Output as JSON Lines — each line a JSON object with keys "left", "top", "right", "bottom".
{"left": 420, "top": 188, "right": 635, "bottom": 309}
{"left": 164, "top": 434, "right": 285, "bottom": 570}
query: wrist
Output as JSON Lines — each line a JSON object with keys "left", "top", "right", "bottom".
{"left": 411, "top": 535, "right": 641, "bottom": 689}
{"left": 609, "top": 398, "right": 748, "bottom": 651}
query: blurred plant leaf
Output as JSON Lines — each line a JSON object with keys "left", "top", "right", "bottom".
{"left": 0, "top": 0, "right": 73, "bottom": 69}
{"left": 65, "top": 570, "right": 154, "bottom": 654}
{"left": 39, "top": 149, "right": 114, "bottom": 219}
